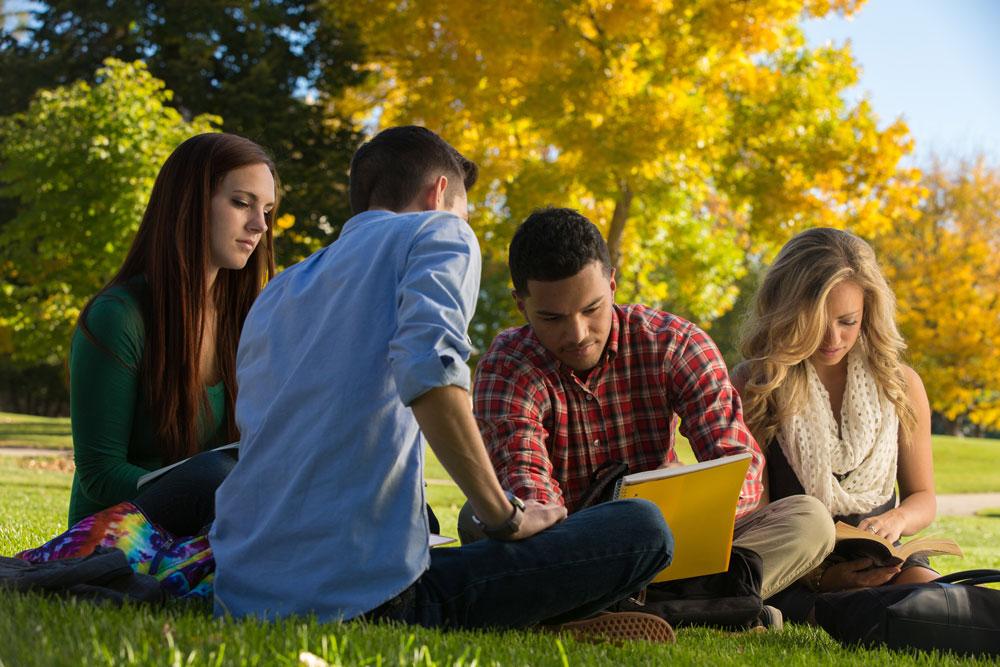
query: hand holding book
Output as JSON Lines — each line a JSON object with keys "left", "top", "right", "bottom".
{"left": 856, "top": 509, "right": 908, "bottom": 543}
{"left": 832, "top": 521, "right": 962, "bottom": 568}
{"left": 819, "top": 558, "right": 902, "bottom": 592}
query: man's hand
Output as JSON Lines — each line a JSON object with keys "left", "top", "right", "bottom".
{"left": 412, "top": 386, "right": 564, "bottom": 535}
{"left": 820, "top": 558, "right": 901, "bottom": 591}
{"left": 505, "top": 500, "right": 567, "bottom": 541}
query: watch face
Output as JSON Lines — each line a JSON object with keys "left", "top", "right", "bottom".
{"left": 478, "top": 493, "right": 525, "bottom": 538}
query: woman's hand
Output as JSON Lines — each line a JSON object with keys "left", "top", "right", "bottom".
{"left": 820, "top": 558, "right": 901, "bottom": 592}
{"left": 858, "top": 509, "right": 908, "bottom": 543}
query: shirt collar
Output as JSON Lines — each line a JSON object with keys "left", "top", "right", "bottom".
{"left": 339, "top": 209, "right": 392, "bottom": 237}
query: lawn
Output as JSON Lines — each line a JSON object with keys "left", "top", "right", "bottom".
{"left": 3, "top": 453, "right": 1000, "bottom": 666}
{"left": 928, "top": 435, "right": 1000, "bottom": 494}
{"left": 0, "top": 411, "right": 72, "bottom": 450}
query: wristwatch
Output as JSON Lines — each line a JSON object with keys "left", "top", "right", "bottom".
{"left": 472, "top": 491, "right": 525, "bottom": 539}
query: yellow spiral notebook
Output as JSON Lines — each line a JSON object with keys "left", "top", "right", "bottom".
{"left": 613, "top": 452, "right": 752, "bottom": 583}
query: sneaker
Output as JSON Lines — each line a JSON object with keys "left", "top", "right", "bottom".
{"left": 756, "top": 604, "right": 784, "bottom": 632}
{"left": 542, "top": 611, "right": 676, "bottom": 644}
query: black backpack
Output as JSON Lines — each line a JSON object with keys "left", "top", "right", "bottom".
{"left": 615, "top": 546, "right": 764, "bottom": 629}
{"left": 814, "top": 569, "right": 1000, "bottom": 657}
{"left": 581, "top": 460, "right": 765, "bottom": 629}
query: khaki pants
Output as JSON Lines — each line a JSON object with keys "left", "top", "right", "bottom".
{"left": 733, "top": 494, "right": 835, "bottom": 599}
{"left": 458, "top": 493, "right": 835, "bottom": 600}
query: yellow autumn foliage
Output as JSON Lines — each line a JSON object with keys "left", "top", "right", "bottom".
{"left": 876, "top": 159, "right": 1000, "bottom": 429}
{"left": 323, "top": 0, "right": 916, "bottom": 325}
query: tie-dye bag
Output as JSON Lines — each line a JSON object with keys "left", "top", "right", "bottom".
{"left": 16, "top": 502, "right": 214, "bottom": 599}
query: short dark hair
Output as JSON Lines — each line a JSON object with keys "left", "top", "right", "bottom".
{"left": 509, "top": 208, "right": 612, "bottom": 295}
{"left": 348, "top": 125, "right": 478, "bottom": 215}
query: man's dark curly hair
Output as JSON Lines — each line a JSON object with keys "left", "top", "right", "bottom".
{"left": 508, "top": 208, "right": 612, "bottom": 295}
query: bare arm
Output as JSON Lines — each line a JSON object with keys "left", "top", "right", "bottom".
{"left": 411, "top": 385, "right": 566, "bottom": 539}
{"left": 857, "top": 365, "right": 936, "bottom": 542}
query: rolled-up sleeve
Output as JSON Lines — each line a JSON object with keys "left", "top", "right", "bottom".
{"left": 390, "top": 214, "right": 481, "bottom": 406}
{"left": 668, "top": 325, "right": 765, "bottom": 518}
{"left": 474, "top": 356, "right": 564, "bottom": 506}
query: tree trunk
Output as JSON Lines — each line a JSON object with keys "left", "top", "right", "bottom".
{"left": 606, "top": 182, "right": 633, "bottom": 275}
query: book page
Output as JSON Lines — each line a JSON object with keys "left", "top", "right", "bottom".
{"left": 834, "top": 521, "right": 962, "bottom": 564}
{"left": 136, "top": 442, "right": 239, "bottom": 489}
{"left": 896, "top": 536, "right": 963, "bottom": 560}
{"left": 620, "top": 452, "right": 752, "bottom": 485}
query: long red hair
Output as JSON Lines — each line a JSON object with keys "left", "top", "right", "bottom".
{"left": 79, "top": 133, "right": 278, "bottom": 463}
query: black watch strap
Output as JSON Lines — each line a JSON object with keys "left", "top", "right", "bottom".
{"left": 473, "top": 492, "right": 525, "bottom": 539}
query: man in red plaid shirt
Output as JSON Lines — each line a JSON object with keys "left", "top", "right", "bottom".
{"left": 469, "top": 208, "right": 835, "bottom": 611}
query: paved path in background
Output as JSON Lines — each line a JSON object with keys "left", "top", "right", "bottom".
{"left": 2, "top": 447, "right": 999, "bottom": 516}
{"left": 0, "top": 446, "right": 71, "bottom": 457}
{"left": 936, "top": 493, "right": 1000, "bottom": 517}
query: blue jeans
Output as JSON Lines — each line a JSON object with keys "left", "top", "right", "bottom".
{"left": 133, "top": 449, "right": 237, "bottom": 536}
{"left": 369, "top": 498, "right": 673, "bottom": 629}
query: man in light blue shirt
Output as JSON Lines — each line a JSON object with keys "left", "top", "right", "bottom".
{"left": 211, "top": 126, "right": 675, "bottom": 637}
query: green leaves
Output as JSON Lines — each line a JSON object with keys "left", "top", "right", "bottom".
{"left": 0, "top": 59, "right": 218, "bottom": 363}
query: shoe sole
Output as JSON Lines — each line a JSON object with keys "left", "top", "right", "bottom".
{"left": 544, "top": 611, "right": 676, "bottom": 644}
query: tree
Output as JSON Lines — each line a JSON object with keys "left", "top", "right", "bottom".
{"left": 323, "top": 0, "right": 918, "bottom": 336}
{"left": 0, "top": 59, "right": 218, "bottom": 363}
{"left": 877, "top": 159, "right": 1000, "bottom": 431}
{"left": 0, "top": 1, "right": 365, "bottom": 264}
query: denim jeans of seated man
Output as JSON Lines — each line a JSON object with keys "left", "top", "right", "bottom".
{"left": 366, "top": 498, "right": 673, "bottom": 629}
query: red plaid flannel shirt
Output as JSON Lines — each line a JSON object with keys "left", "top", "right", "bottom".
{"left": 474, "top": 304, "right": 763, "bottom": 519}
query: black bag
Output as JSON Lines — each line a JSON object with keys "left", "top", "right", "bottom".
{"left": 579, "top": 460, "right": 766, "bottom": 629}
{"left": 576, "top": 460, "right": 630, "bottom": 510}
{"left": 0, "top": 546, "right": 164, "bottom": 605}
{"left": 814, "top": 569, "right": 1000, "bottom": 657}
{"left": 614, "top": 546, "right": 765, "bottom": 629}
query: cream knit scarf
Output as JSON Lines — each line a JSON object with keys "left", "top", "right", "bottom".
{"left": 778, "top": 346, "right": 898, "bottom": 516}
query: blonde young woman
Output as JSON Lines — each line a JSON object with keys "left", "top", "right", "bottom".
{"left": 733, "top": 228, "right": 937, "bottom": 620}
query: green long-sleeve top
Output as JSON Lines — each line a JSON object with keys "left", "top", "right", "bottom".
{"left": 68, "top": 280, "right": 227, "bottom": 525}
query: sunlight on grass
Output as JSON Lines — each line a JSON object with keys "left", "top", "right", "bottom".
{"left": 0, "top": 411, "right": 72, "bottom": 449}
{"left": 0, "top": 414, "right": 997, "bottom": 664}
{"left": 2, "top": 449, "right": 1000, "bottom": 666}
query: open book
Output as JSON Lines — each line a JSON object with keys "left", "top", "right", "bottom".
{"left": 613, "top": 452, "right": 752, "bottom": 583}
{"left": 136, "top": 442, "right": 239, "bottom": 489}
{"left": 833, "top": 521, "right": 963, "bottom": 567}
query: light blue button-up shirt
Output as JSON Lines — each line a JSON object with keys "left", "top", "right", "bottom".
{"left": 211, "top": 209, "right": 480, "bottom": 620}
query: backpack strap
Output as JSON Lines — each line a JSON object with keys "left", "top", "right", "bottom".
{"left": 577, "top": 460, "right": 629, "bottom": 510}
{"left": 936, "top": 569, "right": 1000, "bottom": 586}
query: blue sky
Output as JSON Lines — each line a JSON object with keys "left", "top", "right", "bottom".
{"left": 802, "top": 0, "right": 1000, "bottom": 165}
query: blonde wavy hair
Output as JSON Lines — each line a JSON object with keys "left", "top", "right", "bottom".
{"left": 738, "top": 228, "right": 915, "bottom": 448}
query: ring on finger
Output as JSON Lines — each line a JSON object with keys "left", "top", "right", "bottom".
{"left": 868, "top": 525, "right": 878, "bottom": 533}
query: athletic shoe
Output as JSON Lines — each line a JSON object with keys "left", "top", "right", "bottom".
{"left": 542, "top": 611, "right": 676, "bottom": 644}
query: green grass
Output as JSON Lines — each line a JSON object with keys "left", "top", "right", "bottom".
{"left": 931, "top": 435, "right": 1000, "bottom": 494}
{"left": 0, "top": 411, "right": 71, "bottom": 450}
{"left": 2, "top": 453, "right": 1000, "bottom": 666}
{"left": 8, "top": 591, "right": 998, "bottom": 667}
